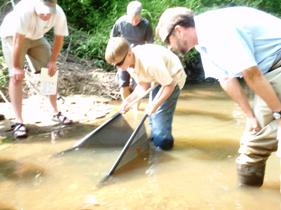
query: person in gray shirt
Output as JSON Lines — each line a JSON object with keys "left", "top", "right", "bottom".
{"left": 110, "top": 1, "right": 154, "bottom": 102}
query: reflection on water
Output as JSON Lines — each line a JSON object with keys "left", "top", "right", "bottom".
{"left": 0, "top": 158, "right": 45, "bottom": 180}
{"left": 0, "top": 83, "right": 280, "bottom": 210}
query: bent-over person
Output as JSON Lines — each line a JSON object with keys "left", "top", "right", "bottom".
{"left": 0, "top": 0, "right": 72, "bottom": 138}
{"left": 105, "top": 37, "right": 186, "bottom": 151}
{"left": 156, "top": 6, "right": 281, "bottom": 187}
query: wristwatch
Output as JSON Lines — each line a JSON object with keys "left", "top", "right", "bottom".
{"left": 273, "top": 111, "right": 281, "bottom": 119}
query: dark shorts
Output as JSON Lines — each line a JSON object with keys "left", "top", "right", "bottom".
{"left": 117, "top": 70, "right": 137, "bottom": 89}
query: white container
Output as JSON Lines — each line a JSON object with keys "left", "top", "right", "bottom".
{"left": 40, "top": 67, "right": 58, "bottom": 95}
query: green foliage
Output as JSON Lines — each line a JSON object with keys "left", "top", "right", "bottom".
{"left": 0, "top": 56, "right": 9, "bottom": 88}
{"left": 59, "top": 0, "right": 113, "bottom": 31}
{"left": 60, "top": 0, "right": 281, "bottom": 71}
{"left": 1, "top": 0, "right": 281, "bottom": 72}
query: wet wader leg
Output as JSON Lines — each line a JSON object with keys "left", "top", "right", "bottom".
{"left": 150, "top": 85, "right": 180, "bottom": 150}
{"left": 237, "top": 68, "right": 281, "bottom": 187}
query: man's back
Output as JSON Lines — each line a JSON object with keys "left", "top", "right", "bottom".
{"left": 195, "top": 6, "right": 281, "bottom": 78}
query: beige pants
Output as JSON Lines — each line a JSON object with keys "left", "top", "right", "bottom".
{"left": 237, "top": 67, "right": 281, "bottom": 165}
{"left": 1, "top": 36, "right": 51, "bottom": 75}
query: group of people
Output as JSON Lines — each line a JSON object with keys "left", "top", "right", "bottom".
{"left": 1, "top": 0, "right": 281, "bottom": 189}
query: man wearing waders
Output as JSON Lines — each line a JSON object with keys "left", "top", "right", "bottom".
{"left": 156, "top": 6, "right": 281, "bottom": 187}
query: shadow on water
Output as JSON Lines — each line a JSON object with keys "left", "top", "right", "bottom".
{"left": 1, "top": 122, "right": 98, "bottom": 143}
{"left": 113, "top": 156, "right": 149, "bottom": 176}
{"left": 0, "top": 157, "right": 45, "bottom": 181}
{"left": 174, "top": 137, "right": 239, "bottom": 160}
{"left": 0, "top": 203, "right": 16, "bottom": 210}
{"left": 180, "top": 90, "right": 229, "bottom": 101}
{"left": 113, "top": 147, "right": 175, "bottom": 175}
{"left": 98, "top": 155, "right": 151, "bottom": 187}
{"left": 98, "top": 146, "right": 177, "bottom": 188}
{"left": 176, "top": 108, "right": 234, "bottom": 121}
{"left": 181, "top": 83, "right": 228, "bottom": 100}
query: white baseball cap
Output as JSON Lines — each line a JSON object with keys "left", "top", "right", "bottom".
{"left": 127, "top": 1, "right": 142, "bottom": 17}
{"left": 36, "top": 0, "right": 57, "bottom": 14}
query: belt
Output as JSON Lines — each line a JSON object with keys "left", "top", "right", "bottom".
{"left": 269, "top": 58, "right": 281, "bottom": 72}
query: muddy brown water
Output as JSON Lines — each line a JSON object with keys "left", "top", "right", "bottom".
{"left": 0, "top": 83, "right": 280, "bottom": 210}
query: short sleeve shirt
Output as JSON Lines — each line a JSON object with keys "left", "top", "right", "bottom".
{"left": 110, "top": 15, "right": 154, "bottom": 46}
{"left": 0, "top": 0, "right": 68, "bottom": 39}
{"left": 130, "top": 44, "right": 186, "bottom": 89}
{"left": 194, "top": 7, "right": 281, "bottom": 79}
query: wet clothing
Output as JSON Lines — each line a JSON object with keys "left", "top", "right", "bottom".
{"left": 111, "top": 15, "right": 154, "bottom": 89}
{"left": 237, "top": 67, "right": 281, "bottom": 164}
{"left": 150, "top": 85, "right": 180, "bottom": 149}
{"left": 130, "top": 44, "right": 186, "bottom": 148}
{"left": 193, "top": 6, "right": 281, "bottom": 185}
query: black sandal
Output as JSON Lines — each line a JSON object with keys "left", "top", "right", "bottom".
{"left": 12, "top": 123, "right": 28, "bottom": 139}
{"left": 52, "top": 112, "right": 73, "bottom": 125}
{"left": 0, "top": 114, "right": 5, "bottom": 121}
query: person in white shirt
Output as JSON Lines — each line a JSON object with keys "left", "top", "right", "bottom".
{"left": 105, "top": 37, "right": 186, "bottom": 151}
{"left": 156, "top": 6, "right": 281, "bottom": 187}
{"left": 0, "top": 0, "right": 72, "bottom": 139}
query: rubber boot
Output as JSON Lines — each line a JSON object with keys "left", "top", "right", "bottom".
{"left": 237, "top": 163, "right": 265, "bottom": 187}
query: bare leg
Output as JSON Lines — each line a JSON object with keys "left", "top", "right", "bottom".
{"left": 49, "top": 94, "right": 72, "bottom": 125}
{"left": 49, "top": 94, "right": 58, "bottom": 113}
{"left": 9, "top": 78, "right": 23, "bottom": 123}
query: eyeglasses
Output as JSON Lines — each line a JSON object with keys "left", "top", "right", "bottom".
{"left": 115, "top": 52, "right": 128, "bottom": 67}
{"left": 165, "top": 20, "right": 185, "bottom": 44}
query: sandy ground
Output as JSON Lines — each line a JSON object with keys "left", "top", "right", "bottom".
{"left": 0, "top": 94, "right": 119, "bottom": 141}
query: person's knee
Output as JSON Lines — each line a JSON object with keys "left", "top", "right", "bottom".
{"left": 9, "top": 77, "right": 23, "bottom": 85}
{"left": 152, "top": 136, "right": 174, "bottom": 151}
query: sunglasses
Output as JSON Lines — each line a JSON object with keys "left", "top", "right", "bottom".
{"left": 115, "top": 52, "right": 128, "bottom": 67}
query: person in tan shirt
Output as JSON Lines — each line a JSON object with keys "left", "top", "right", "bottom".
{"left": 105, "top": 37, "right": 186, "bottom": 150}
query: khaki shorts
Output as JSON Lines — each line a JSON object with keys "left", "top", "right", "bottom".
{"left": 1, "top": 36, "right": 51, "bottom": 76}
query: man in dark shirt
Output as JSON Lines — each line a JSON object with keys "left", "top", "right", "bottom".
{"left": 110, "top": 1, "right": 154, "bottom": 101}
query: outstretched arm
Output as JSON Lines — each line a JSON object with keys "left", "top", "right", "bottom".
{"left": 121, "top": 82, "right": 151, "bottom": 113}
